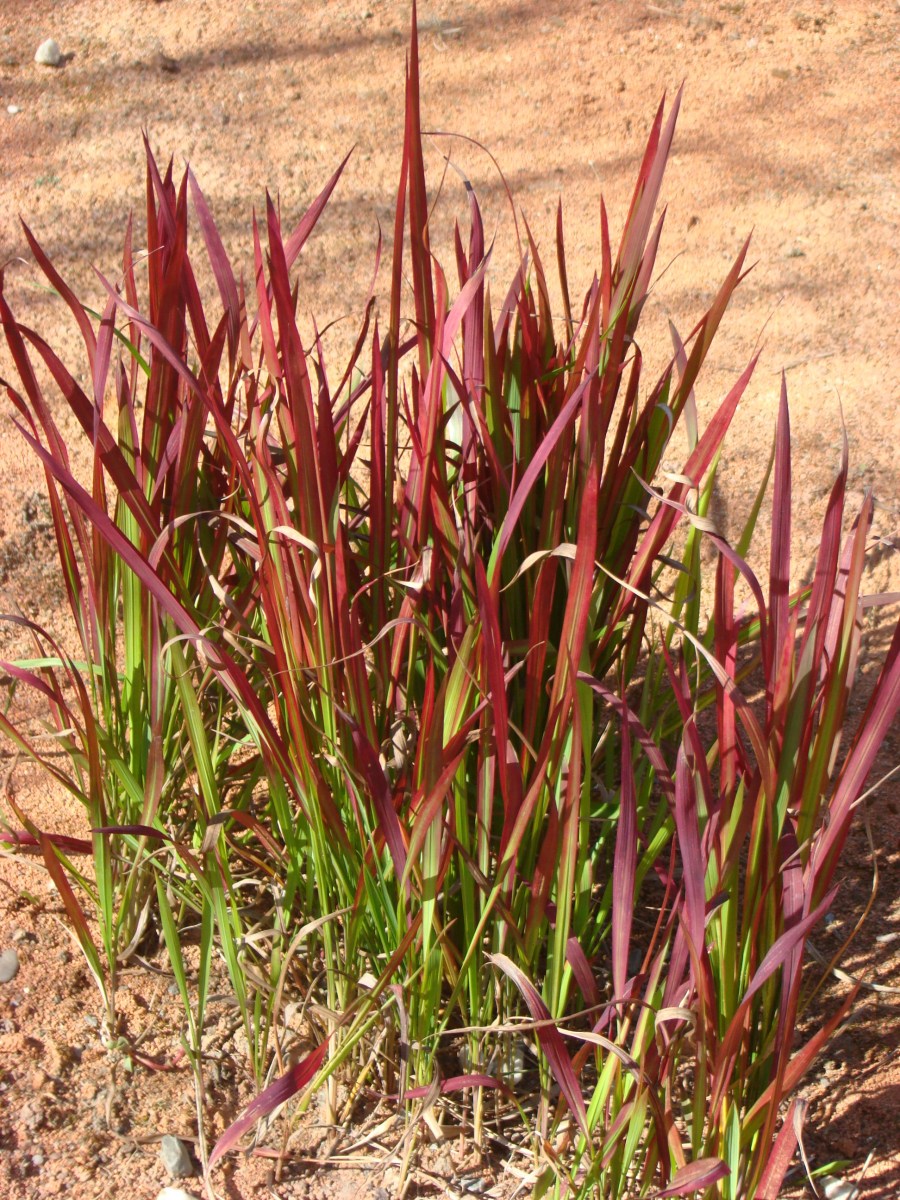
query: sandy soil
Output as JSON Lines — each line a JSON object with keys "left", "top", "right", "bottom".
{"left": 0, "top": 2, "right": 898, "bottom": 1197}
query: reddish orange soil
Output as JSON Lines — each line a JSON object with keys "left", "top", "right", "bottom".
{"left": 1, "top": 3, "right": 898, "bottom": 1198}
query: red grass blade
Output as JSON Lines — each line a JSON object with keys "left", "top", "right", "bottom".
{"left": 187, "top": 168, "right": 244, "bottom": 366}
{"left": 756, "top": 1098, "right": 804, "bottom": 1200}
{"left": 673, "top": 739, "right": 707, "bottom": 979}
{"left": 711, "top": 887, "right": 837, "bottom": 1112}
{"left": 615, "top": 88, "right": 682, "bottom": 301}
{"left": 744, "top": 983, "right": 859, "bottom": 1134}
{"left": 812, "top": 616, "right": 900, "bottom": 897}
{"left": 575, "top": 674, "right": 676, "bottom": 804}
{"left": 651, "top": 1157, "right": 730, "bottom": 1198}
{"left": 19, "top": 221, "right": 97, "bottom": 367}
{"left": 566, "top": 937, "right": 601, "bottom": 1009}
{"left": 489, "top": 953, "right": 589, "bottom": 1139}
{"left": 489, "top": 370, "right": 595, "bottom": 578}
{"left": 391, "top": 1073, "right": 513, "bottom": 1101}
{"left": 208, "top": 1038, "right": 330, "bottom": 1171}
{"left": 349, "top": 723, "right": 408, "bottom": 888}
{"left": 620, "top": 353, "right": 758, "bottom": 612}
{"left": 405, "top": 0, "right": 436, "bottom": 379}
{"left": 284, "top": 151, "right": 353, "bottom": 271}
{"left": 0, "top": 830, "right": 93, "bottom": 855}
{"left": 768, "top": 373, "right": 792, "bottom": 695}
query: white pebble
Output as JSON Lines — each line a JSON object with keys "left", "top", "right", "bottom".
{"left": 156, "top": 1190, "right": 201, "bottom": 1200}
{"left": 0, "top": 950, "right": 19, "bottom": 984}
{"left": 821, "top": 1178, "right": 859, "bottom": 1200}
{"left": 7, "top": 104, "right": 21, "bottom": 115}
{"left": 34, "top": 38, "right": 62, "bottom": 67}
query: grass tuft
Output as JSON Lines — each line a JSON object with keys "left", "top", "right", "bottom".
{"left": 1, "top": 8, "right": 897, "bottom": 1196}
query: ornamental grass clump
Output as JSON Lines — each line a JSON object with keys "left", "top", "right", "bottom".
{"left": 1, "top": 8, "right": 897, "bottom": 1197}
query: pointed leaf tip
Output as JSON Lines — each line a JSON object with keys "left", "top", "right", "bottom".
{"left": 652, "top": 1157, "right": 730, "bottom": 1197}
{"left": 489, "top": 953, "right": 589, "bottom": 1139}
{"left": 208, "top": 1038, "right": 330, "bottom": 1171}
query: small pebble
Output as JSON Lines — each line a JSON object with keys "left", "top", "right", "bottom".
{"left": 11, "top": 929, "right": 30, "bottom": 943}
{"left": 34, "top": 39, "right": 62, "bottom": 67}
{"left": 821, "top": 1177, "right": 860, "bottom": 1200}
{"left": 154, "top": 51, "right": 180, "bottom": 74}
{"left": 7, "top": 104, "right": 21, "bottom": 115}
{"left": 156, "top": 1189, "right": 201, "bottom": 1200}
{"left": 0, "top": 949, "right": 20, "bottom": 984}
{"left": 160, "top": 1134, "right": 194, "bottom": 1179}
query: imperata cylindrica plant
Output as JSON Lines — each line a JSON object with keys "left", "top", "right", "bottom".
{"left": 1, "top": 5, "right": 897, "bottom": 1197}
